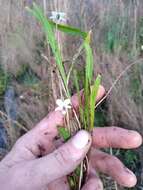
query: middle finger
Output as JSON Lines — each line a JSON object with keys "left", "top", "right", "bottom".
{"left": 89, "top": 148, "right": 137, "bottom": 188}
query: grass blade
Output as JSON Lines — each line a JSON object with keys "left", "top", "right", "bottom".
{"left": 84, "top": 78, "right": 90, "bottom": 130}
{"left": 49, "top": 21, "right": 88, "bottom": 39}
{"left": 83, "top": 31, "right": 93, "bottom": 130}
{"left": 90, "top": 74, "right": 101, "bottom": 130}
{"left": 84, "top": 31, "right": 94, "bottom": 83}
{"left": 58, "top": 127, "right": 71, "bottom": 141}
{"left": 26, "top": 3, "right": 69, "bottom": 96}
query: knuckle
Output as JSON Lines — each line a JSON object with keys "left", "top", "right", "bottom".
{"left": 13, "top": 139, "right": 22, "bottom": 149}
{"left": 53, "top": 147, "right": 72, "bottom": 167}
{"left": 106, "top": 154, "right": 121, "bottom": 167}
{"left": 12, "top": 137, "right": 25, "bottom": 151}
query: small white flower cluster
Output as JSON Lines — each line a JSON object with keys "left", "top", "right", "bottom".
{"left": 55, "top": 98, "right": 71, "bottom": 115}
{"left": 49, "top": 11, "right": 67, "bottom": 24}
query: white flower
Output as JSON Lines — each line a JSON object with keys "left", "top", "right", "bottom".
{"left": 19, "top": 95, "right": 24, "bottom": 100}
{"left": 55, "top": 98, "right": 72, "bottom": 115}
{"left": 141, "top": 45, "right": 143, "bottom": 50}
{"left": 49, "top": 11, "right": 67, "bottom": 24}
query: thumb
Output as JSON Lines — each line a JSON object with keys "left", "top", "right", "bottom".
{"left": 28, "top": 130, "right": 91, "bottom": 187}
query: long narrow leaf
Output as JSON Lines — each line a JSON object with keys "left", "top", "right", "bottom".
{"left": 90, "top": 74, "right": 101, "bottom": 130}
{"left": 84, "top": 31, "right": 94, "bottom": 83}
{"left": 27, "top": 3, "right": 69, "bottom": 96}
{"left": 49, "top": 20, "right": 88, "bottom": 39}
{"left": 84, "top": 31, "right": 93, "bottom": 130}
{"left": 84, "top": 78, "right": 91, "bottom": 130}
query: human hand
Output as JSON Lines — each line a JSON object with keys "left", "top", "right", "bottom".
{"left": 0, "top": 86, "right": 142, "bottom": 190}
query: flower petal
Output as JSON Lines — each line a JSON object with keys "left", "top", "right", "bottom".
{"left": 55, "top": 107, "right": 63, "bottom": 111}
{"left": 49, "top": 16, "right": 54, "bottom": 19}
{"left": 59, "top": 18, "right": 67, "bottom": 23}
{"left": 66, "top": 105, "right": 72, "bottom": 109}
{"left": 58, "top": 12, "right": 66, "bottom": 16}
{"left": 51, "top": 11, "right": 58, "bottom": 16}
{"left": 64, "top": 99, "right": 71, "bottom": 106}
{"left": 56, "top": 99, "right": 64, "bottom": 107}
{"left": 62, "top": 110, "right": 67, "bottom": 115}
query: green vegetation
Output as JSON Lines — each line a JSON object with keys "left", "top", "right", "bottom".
{"left": 0, "top": 1, "right": 143, "bottom": 189}
{"left": 0, "top": 66, "right": 10, "bottom": 95}
{"left": 16, "top": 65, "right": 39, "bottom": 86}
{"left": 27, "top": 3, "right": 101, "bottom": 133}
{"left": 27, "top": 3, "right": 102, "bottom": 189}
{"left": 58, "top": 127, "right": 70, "bottom": 141}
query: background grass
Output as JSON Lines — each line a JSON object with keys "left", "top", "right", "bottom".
{"left": 0, "top": 0, "right": 143, "bottom": 189}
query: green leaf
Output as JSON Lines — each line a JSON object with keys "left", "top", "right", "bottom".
{"left": 58, "top": 127, "right": 71, "bottom": 141}
{"left": 26, "top": 3, "right": 69, "bottom": 97}
{"left": 84, "top": 78, "right": 91, "bottom": 130}
{"left": 85, "top": 30, "right": 92, "bottom": 43}
{"left": 90, "top": 74, "right": 101, "bottom": 130}
{"left": 84, "top": 31, "right": 93, "bottom": 83}
{"left": 83, "top": 31, "right": 93, "bottom": 130}
{"left": 26, "top": 3, "right": 88, "bottom": 97}
{"left": 27, "top": 5, "right": 87, "bottom": 39}
{"left": 49, "top": 20, "right": 88, "bottom": 39}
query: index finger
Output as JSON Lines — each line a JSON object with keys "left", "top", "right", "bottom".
{"left": 92, "top": 127, "right": 142, "bottom": 149}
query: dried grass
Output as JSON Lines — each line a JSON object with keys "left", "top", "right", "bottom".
{"left": 0, "top": 0, "right": 143, "bottom": 189}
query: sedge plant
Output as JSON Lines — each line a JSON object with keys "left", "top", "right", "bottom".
{"left": 27, "top": 3, "right": 101, "bottom": 190}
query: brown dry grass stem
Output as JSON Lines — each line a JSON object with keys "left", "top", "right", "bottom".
{"left": 95, "top": 59, "right": 143, "bottom": 109}
{"left": 0, "top": 110, "right": 28, "bottom": 132}
{"left": 0, "top": 0, "right": 143, "bottom": 188}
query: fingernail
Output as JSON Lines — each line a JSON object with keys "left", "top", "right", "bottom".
{"left": 124, "top": 167, "right": 134, "bottom": 175}
{"left": 132, "top": 132, "right": 142, "bottom": 146}
{"left": 124, "top": 168, "right": 137, "bottom": 187}
{"left": 72, "top": 130, "right": 90, "bottom": 149}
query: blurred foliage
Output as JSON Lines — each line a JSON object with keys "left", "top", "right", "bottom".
{"left": 138, "top": 17, "right": 143, "bottom": 49}
{"left": 0, "top": 66, "right": 10, "bottom": 95}
{"left": 0, "top": 1, "right": 143, "bottom": 189}
{"left": 120, "top": 150, "right": 139, "bottom": 171}
{"left": 94, "top": 102, "right": 108, "bottom": 127}
{"left": 16, "top": 64, "right": 39, "bottom": 86}
{"left": 103, "top": 13, "right": 129, "bottom": 54}
{"left": 129, "top": 65, "right": 143, "bottom": 105}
